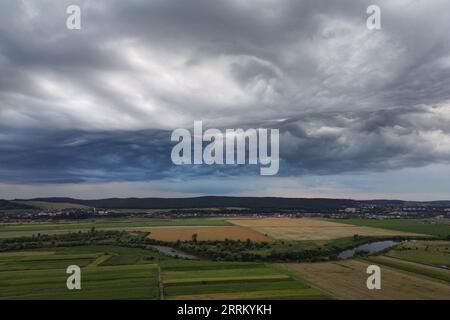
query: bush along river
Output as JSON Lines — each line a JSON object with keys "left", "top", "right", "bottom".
{"left": 151, "top": 245, "right": 198, "bottom": 259}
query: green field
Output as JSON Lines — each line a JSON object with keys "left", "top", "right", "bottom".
{"left": 383, "top": 240, "right": 450, "bottom": 267}
{"left": 363, "top": 240, "right": 450, "bottom": 284}
{"left": 1, "top": 217, "right": 449, "bottom": 300}
{"left": 0, "top": 246, "right": 163, "bottom": 299}
{"left": 159, "top": 259, "right": 328, "bottom": 300}
{"left": 0, "top": 217, "right": 231, "bottom": 238}
{"left": 336, "top": 218, "right": 450, "bottom": 237}
{"left": 0, "top": 245, "right": 328, "bottom": 300}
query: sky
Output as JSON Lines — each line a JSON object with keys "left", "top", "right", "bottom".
{"left": 1, "top": 0, "right": 450, "bottom": 200}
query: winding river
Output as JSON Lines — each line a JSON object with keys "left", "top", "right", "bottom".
{"left": 337, "top": 240, "right": 399, "bottom": 259}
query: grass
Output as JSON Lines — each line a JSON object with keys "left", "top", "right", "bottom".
{"left": 336, "top": 218, "right": 450, "bottom": 237}
{"left": 0, "top": 244, "right": 327, "bottom": 300}
{"left": 384, "top": 240, "right": 450, "bottom": 267}
{"left": 0, "top": 217, "right": 232, "bottom": 239}
{"left": 365, "top": 256, "right": 450, "bottom": 284}
{"left": 0, "top": 247, "right": 161, "bottom": 299}
{"left": 161, "top": 261, "right": 327, "bottom": 300}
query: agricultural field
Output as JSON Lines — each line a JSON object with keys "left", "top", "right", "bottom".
{"left": 0, "top": 217, "right": 231, "bottom": 239}
{"left": 281, "top": 259, "right": 450, "bottom": 299}
{"left": 383, "top": 240, "right": 450, "bottom": 268}
{"left": 144, "top": 226, "right": 272, "bottom": 242}
{"left": 0, "top": 245, "right": 330, "bottom": 300}
{"left": 1, "top": 217, "right": 449, "bottom": 300}
{"left": 0, "top": 246, "right": 162, "bottom": 299}
{"left": 362, "top": 240, "right": 450, "bottom": 284}
{"left": 13, "top": 201, "right": 91, "bottom": 210}
{"left": 160, "top": 259, "right": 328, "bottom": 300}
{"left": 336, "top": 218, "right": 450, "bottom": 237}
{"left": 228, "top": 218, "right": 422, "bottom": 240}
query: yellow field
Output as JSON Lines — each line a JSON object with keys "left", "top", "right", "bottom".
{"left": 14, "top": 201, "right": 90, "bottom": 210}
{"left": 229, "top": 218, "right": 421, "bottom": 240}
{"left": 143, "top": 226, "right": 272, "bottom": 242}
{"left": 229, "top": 218, "right": 350, "bottom": 228}
{"left": 281, "top": 259, "right": 450, "bottom": 299}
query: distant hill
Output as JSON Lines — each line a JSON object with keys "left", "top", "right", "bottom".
{"left": 15, "top": 196, "right": 358, "bottom": 210}
{"left": 10, "top": 196, "right": 450, "bottom": 210}
{"left": 0, "top": 200, "right": 36, "bottom": 210}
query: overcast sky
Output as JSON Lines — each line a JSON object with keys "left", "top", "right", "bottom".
{"left": 1, "top": 0, "right": 450, "bottom": 200}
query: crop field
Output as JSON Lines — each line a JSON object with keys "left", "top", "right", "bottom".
{"left": 336, "top": 219, "right": 450, "bottom": 237}
{"left": 0, "top": 246, "right": 330, "bottom": 300}
{"left": 365, "top": 256, "right": 450, "bottom": 284}
{"left": 13, "top": 201, "right": 91, "bottom": 210}
{"left": 362, "top": 240, "right": 450, "bottom": 284}
{"left": 229, "top": 218, "right": 421, "bottom": 240}
{"left": 160, "top": 260, "right": 328, "bottom": 300}
{"left": 1, "top": 217, "right": 449, "bottom": 300}
{"left": 0, "top": 217, "right": 231, "bottom": 239}
{"left": 145, "top": 226, "right": 272, "bottom": 242}
{"left": 0, "top": 246, "right": 164, "bottom": 299}
{"left": 281, "top": 259, "right": 450, "bottom": 299}
{"left": 383, "top": 240, "right": 450, "bottom": 268}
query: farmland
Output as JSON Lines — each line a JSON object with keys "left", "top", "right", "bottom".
{"left": 281, "top": 239, "right": 450, "bottom": 299}
{"left": 160, "top": 259, "right": 328, "bottom": 300}
{"left": 281, "top": 259, "right": 450, "bottom": 299}
{"left": 0, "top": 245, "right": 329, "bottom": 300}
{"left": 144, "top": 226, "right": 272, "bottom": 242}
{"left": 336, "top": 218, "right": 450, "bottom": 237}
{"left": 13, "top": 201, "right": 91, "bottom": 210}
{"left": 0, "top": 216, "right": 449, "bottom": 300}
{"left": 0, "top": 217, "right": 231, "bottom": 239}
{"left": 0, "top": 246, "right": 161, "bottom": 299}
{"left": 229, "top": 218, "right": 422, "bottom": 240}
{"left": 383, "top": 240, "right": 450, "bottom": 267}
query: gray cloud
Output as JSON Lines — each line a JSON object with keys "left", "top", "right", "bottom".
{"left": 0, "top": 0, "right": 450, "bottom": 191}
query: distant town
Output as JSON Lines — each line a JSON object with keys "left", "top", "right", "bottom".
{"left": 1, "top": 197, "right": 449, "bottom": 222}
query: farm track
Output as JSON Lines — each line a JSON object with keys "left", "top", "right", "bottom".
{"left": 157, "top": 263, "right": 165, "bottom": 300}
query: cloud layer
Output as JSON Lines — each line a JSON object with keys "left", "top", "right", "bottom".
{"left": 1, "top": 0, "right": 450, "bottom": 198}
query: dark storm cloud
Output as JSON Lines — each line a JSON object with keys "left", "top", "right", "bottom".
{"left": 1, "top": 105, "right": 450, "bottom": 183}
{"left": 0, "top": 129, "right": 173, "bottom": 183}
{"left": 0, "top": 0, "right": 450, "bottom": 184}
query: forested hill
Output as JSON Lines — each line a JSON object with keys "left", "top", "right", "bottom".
{"left": 0, "top": 200, "right": 36, "bottom": 210}
{"left": 10, "top": 196, "right": 450, "bottom": 210}
{"left": 14, "top": 196, "right": 357, "bottom": 210}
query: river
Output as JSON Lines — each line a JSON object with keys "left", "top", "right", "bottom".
{"left": 337, "top": 240, "right": 399, "bottom": 259}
